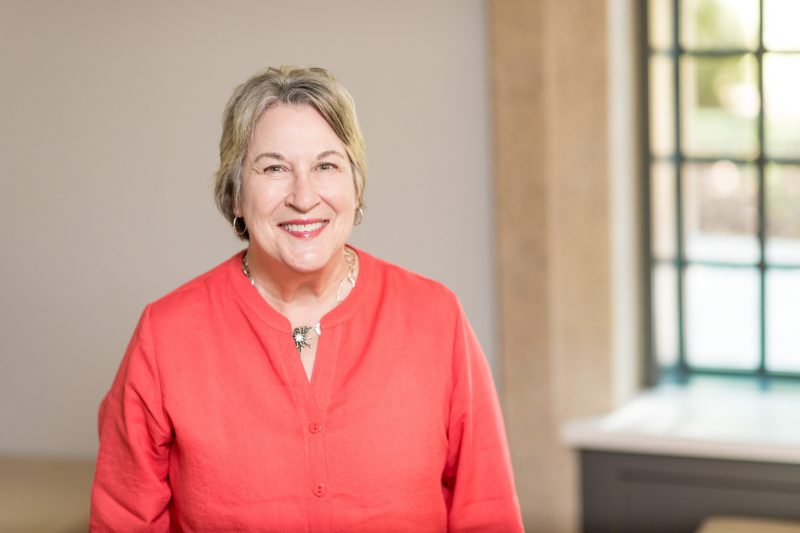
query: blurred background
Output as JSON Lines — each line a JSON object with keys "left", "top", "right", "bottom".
{"left": 2, "top": 1, "right": 800, "bottom": 532}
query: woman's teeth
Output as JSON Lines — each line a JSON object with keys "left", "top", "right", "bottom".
{"left": 282, "top": 221, "right": 326, "bottom": 232}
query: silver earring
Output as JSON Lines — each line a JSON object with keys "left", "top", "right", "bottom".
{"left": 354, "top": 206, "right": 365, "bottom": 225}
{"left": 232, "top": 216, "right": 247, "bottom": 236}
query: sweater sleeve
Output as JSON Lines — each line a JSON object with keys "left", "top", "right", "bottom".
{"left": 90, "top": 305, "right": 173, "bottom": 532}
{"left": 442, "top": 304, "right": 524, "bottom": 533}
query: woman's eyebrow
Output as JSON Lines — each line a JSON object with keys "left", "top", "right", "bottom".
{"left": 252, "top": 152, "right": 285, "bottom": 163}
{"left": 252, "top": 151, "right": 345, "bottom": 163}
{"left": 317, "top": 150, "right": 346, "bottom": 160}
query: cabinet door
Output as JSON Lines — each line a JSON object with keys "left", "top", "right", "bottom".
{"left": 581, "top": 451, "right": 800, "bottom": 533}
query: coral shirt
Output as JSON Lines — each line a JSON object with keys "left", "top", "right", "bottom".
{"left": 90, "top": 249, "right": 523, "bottom": 532}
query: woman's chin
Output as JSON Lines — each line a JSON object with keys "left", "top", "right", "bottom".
{"left": 250, "top": 236, "right": 339, "bottom": 275}
{"left": 280, "top": 249, "right": 340, "bottom": 275}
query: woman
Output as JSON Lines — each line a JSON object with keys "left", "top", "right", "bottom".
{"left": 90, "top": 65, "right": 523, "bottom": 532}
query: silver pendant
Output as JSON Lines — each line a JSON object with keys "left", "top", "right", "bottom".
{"left": 292, "top": 323, "right": 321, "bottom": 354}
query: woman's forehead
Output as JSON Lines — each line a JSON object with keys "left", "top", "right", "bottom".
{"left": 249, "top": 104, "right": 345, "bottom": 156}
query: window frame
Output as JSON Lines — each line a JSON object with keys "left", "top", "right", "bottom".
{"left": 643, "top": 0, "right": 800, "bottom": 385}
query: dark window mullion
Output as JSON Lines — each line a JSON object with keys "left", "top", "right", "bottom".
{"left": 648, "top": 48, "right": 800, "bottom": 56}
{"left": 655, "top": 258, "right": 800, "bottom": 271}
{"left": 651, "top": 154, "right": 800, "bottom": 166}
{"left": 672, "top": 0, "right": 688, "bottom": 379}
{"left": 680, "top": 260, "right": 759, "bottom": 269}
{"left": 757, "top": 0, "right": 768, "bottom": 380}
{"left": 684, "top": 367, "right": 800, "bottom": 379}
{"left": 641, "top": 0, "right": 657, "bottom": 386}
{"left": 678, "top": 48, "right": 758, "bottom": 57}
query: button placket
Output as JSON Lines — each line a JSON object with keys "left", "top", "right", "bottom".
{"left": 300, "top": 341, "right": 334, "bottom": 527}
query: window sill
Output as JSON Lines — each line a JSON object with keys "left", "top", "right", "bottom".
{"left": 561, "top": 379, "right": 800, "bottom": 464}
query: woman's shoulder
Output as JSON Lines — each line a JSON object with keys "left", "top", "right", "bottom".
{"left": 144, "top": 251, "right": 243, "bottom": 320}
{"left": 359, "top": 249, "right": 461, "bottom": 313}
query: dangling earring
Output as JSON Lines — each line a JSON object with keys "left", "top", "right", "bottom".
{"left": 232, "top": 216, "right": 247, "bottom": 237}
{"left": 354, "top": 206, "right": 365, "bottom": 225}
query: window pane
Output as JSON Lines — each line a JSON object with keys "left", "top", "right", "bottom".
{"left": 681, "top": 55, "right": 759, "bottom": 158}
{"left": 653, "top": 263, "right": 679, "bottom": 367}
{"left": 767, "top": 269, "right": 800, "bottom": 372}
{"left": 681, "top": 0, "right": 759, "bottom": 50}
{"left": 649, "top": 0, "right": 675, "bottom": 51}
{"left": 766, "top": 164, "right": 800, "bottom": 264}
{"left": 683, "top": 162, "right": 758, "bottom": 263}
{"left": 764, "top": 54, "right": 800, "bottom": 159}
{"left": 652, "top": 162, "right": 677, "bottom": 259}
{"left": 685, "top": 265, "right": 759, "bottom": 370}
{"left": 764, "top": 0, "right": 800, "bottom": 50}
{"left": 650, "top": 55, "right": 676, "bottom": 157}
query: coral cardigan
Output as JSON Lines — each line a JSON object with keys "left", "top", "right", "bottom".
{"left": 90, "top": 249, "right": 523, "bottom": 532}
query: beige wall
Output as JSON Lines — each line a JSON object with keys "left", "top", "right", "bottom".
{"left": 0, "top": 1, "right": 494, "bottom": 458}
{"left": 491, "top": 0, "right": 641, "bottom": 531}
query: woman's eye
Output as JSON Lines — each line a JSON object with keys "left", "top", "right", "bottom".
{"left": 263, "top": 165, "right": 283, "bottom": 174}
{"left": 318, "top": 162, "right": 337, "bottom": 171}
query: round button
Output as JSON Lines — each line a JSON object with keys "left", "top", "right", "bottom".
{"left": 313, "top": 483, "right": 326, "bottom": 497}
{"left": 308, "top": 422, "right": 323, "bottom": 434}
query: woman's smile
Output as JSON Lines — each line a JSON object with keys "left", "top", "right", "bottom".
{"left": 279, "top": 219, "right": 329, "bottom": 239}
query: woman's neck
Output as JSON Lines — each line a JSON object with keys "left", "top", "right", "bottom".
{"left": 244, "top": 246, "right": 355, "bottom": 326}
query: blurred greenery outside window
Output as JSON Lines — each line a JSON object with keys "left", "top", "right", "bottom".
{"left": 647, "top": 0, "right": 800, "bottom": 382}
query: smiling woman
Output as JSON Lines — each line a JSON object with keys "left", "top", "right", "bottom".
{"left": 89, "top": 65, "right": 522, "bottom": 532}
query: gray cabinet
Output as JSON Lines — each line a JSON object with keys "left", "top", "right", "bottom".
{"left": 580, "top": 450, "right": 800, "bottom": 533}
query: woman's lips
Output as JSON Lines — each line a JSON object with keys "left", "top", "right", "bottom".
{"left": 279, "top": 220, "right": 329, "bottom": 239}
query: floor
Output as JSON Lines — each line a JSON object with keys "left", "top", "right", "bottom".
{"left": 0, "top": 456, "right": 94, "bottom": 533}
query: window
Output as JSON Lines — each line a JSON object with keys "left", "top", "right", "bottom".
{"left": 646, "top": 0, "right": 800, "bottom": 381}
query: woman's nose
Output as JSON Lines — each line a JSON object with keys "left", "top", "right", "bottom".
{"left": 286, "top": 171, "right": 320, "bottom": 212}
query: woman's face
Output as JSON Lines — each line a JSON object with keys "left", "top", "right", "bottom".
{"left": 238, "top": 104, "right": 357, "bottom": 275}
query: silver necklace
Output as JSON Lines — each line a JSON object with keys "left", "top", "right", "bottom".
{"left": 242, "top": 248, "right": 357, "bottom": 354}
